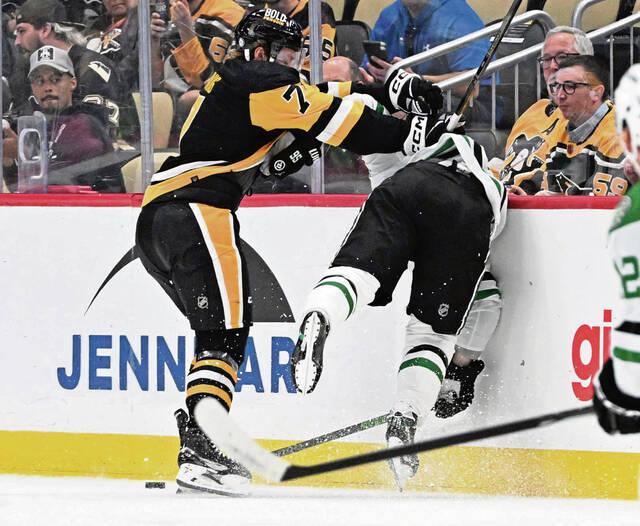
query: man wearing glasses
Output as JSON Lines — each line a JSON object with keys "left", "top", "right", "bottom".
{"left": 496, "top": 26, "right": 592, "bottom": 188}
{"left": 528, "top": 55, "right": 627, "bottom": 196}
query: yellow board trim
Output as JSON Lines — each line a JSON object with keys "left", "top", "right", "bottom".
{"left": 2, "top": 430, "right": 639, "bottom": 499}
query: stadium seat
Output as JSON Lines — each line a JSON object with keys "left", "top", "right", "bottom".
{"left": 334, "top": 20, "right": 371, "bottom": 65}
{"left": 120, "top": 150, "right": 177, "bottom": 193}
{"left": 132, "top": 92, "right": 175, "bottom": 149}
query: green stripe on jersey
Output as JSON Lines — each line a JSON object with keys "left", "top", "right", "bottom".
{"left": 399, "top": 357, "right": 444, "bottom": 382}
{"left": 315, "top": 281, "right": 354, "bottom": 317}
{"left": 475, "top": 288, "right": 501, "bottom": 301}
{"left": 613, "top": 346, "right": 640, "bottom": 363}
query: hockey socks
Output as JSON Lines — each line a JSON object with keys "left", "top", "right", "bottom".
{"left": 302, "top": 266, "right": 379, "bottom": 327}
{"left": 186, "top": 351, "right": 239, "bottom": 414}
{"left": 393, "top": 316, "right": 456, "bottom": 420}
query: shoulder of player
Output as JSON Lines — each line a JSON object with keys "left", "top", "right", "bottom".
{"left": 610, "top": 185, "right": 640, "bottom": 234}
{"left": 221, "top": 60, "right": 302, "bottom": 92}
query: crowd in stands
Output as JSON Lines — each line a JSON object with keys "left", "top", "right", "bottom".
{"left": 0, "top": 0, "right": 636, "bottom": 195}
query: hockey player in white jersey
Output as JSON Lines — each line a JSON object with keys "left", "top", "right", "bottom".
{"left": 283, "top": 75, "right": 507, "bottom": 489}
{"left": 593, "top": 64, "right": 640, "bottom": 434}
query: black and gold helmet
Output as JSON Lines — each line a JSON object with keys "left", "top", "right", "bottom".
{"left": 234, "top": 8, "right": 304, "bottom": 68}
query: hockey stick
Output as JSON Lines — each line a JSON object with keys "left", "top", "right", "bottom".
{"left": 194, "top": 398, "right": 594, "bottom": 483}
{"left": 447, "top": 0, "right": 525, "bottom": 131}
{"left": 272, "top": 414, "right": 387, "bottom": 457}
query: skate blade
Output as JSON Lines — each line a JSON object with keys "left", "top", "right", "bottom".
{"left": 176, "top": 463, "right": 250, "bottom": 498}
{"left": 386, "top": 437, "right": 414, "bottom": 492}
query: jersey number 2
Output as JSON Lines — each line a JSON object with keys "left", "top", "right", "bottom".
{"left": 282, "top": 85, "right": 310, "bottom": 114}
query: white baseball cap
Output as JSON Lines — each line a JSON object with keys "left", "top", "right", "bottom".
{"left": 29, "top": 46, "right": 75, "bottom": 78}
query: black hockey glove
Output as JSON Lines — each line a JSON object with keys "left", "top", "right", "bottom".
{"left": 402, "top": 113, "right": 465, "bottom": 155}
{"left": 267, "top": 137, "right": 321, "bottom": 179}
{"left": 385, "top": 68, "right": 443, "bottom": 116}
{"left": 593, "top": 358, "right": 640, "bottom": 434}
{"left": 434, "top": 360, "right": 485, "bottom": 418}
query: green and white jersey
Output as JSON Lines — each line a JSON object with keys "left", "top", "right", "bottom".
{"left": 609, "top": 183, "right": 640, "bottom": 398}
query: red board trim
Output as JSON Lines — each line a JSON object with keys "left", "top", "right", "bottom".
{"left": 0, "top": 193, "right": 624, "bottom": 209}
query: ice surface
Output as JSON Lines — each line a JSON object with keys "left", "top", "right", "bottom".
{"left": 1, "top": 475, "right": 639, "bottom": 526}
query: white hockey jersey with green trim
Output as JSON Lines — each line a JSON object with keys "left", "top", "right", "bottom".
{"left": 609, "top": 183, "right": 640, "bottom": 398}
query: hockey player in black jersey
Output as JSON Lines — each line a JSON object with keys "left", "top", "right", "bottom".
{"left": 135, "top": 8, "right": 444, "bottom": 495}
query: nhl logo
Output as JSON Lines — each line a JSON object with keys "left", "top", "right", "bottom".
{"left": 438, "top": 303, "right": 449, "bottom": 317}
{"left": 197, "top": 295, "right": 209, "bottom": 309}
{"left": 38, "top": 47, "right": 54, "bottom": 61}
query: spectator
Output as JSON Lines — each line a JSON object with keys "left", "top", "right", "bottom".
{"left": 3, "top": 46, "right": 125, "bottom": 192}
{"left": 86, "top": 0, "right": 139, "bottom": 93}
{"left": 531, "top": 56, "right": 627, "bottom": 196}
{"left": 363, "top": 0, "right": 491, "bottom": 123}
{"left": 497, "top": 26, "right": 593, "bottom": 186}
{"left": 2, "top": 6, "right": 30, "bottom": 111}
{"left": 323, "top": 55, "right": 373, "bottom": 83}
{"left": 263, "top": 0, "right": 337, "bottom": 73}
{"left": 151, "top": 0, "right": 244, "bottom": 123}
{"left": 14, "top": 0, "right": 125, "bottom": 131}
{"left": 61, "top": 0, "right": 105, "bottom": 28}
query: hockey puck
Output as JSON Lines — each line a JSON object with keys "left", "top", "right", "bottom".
{"left": 145, "top": 481, "right": 166, "bottom": 489}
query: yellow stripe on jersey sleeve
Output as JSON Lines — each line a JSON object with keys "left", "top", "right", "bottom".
{"left": 250, "top": 83, "right": 334, "bottom": 131}
{"left": 316, "top": 99, "right": 365, "bottom": 147}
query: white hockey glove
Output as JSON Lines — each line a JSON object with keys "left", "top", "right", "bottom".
{"left": 402, "top": 113, "right": 465, "bottom": 155}
{"left": 266, "top": 137, "right": 321, "bottom": 179}
{"left": 385, "top": 68, "right": 443, "bottom": 116}
{"left": 593, "top": 359, "right": 640, "bottom": 434}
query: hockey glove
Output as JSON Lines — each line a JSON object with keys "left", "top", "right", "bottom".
{"left": 385, "top": 68, "right": 443, "bottom": 116}
{"left": 402, "top": 113, "right": 465, "bottom": 155}
{"left": 593, "top": 358, "right": 640, "bottom": 434}
{"left": 267, "top": 137, "right": 322, "bottom": 179}
{"left": 434, "top": 359, "right": 485, "bottom": 418}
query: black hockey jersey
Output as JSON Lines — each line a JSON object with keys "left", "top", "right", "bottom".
{"left": 141, "top": 59, "right": 409, "bottom": 209}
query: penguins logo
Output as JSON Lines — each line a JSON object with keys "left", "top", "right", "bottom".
{"left": 85, "top": 240, "right": 294, "bottom": 323}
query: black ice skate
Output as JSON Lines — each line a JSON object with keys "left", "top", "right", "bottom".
{"left": 174, "top": 408, "right": 251, "bottom": 497}
{"left": 434, "top": 360, "right": 485, "bottom": 418}
{"left": 385, "top": 411, "right": 418, "bottom": 491}
{"left": 291, "top": 311, "right": 330, "bottom": 393}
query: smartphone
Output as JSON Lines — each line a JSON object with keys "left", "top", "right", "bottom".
{"left": 363, "top": 40, "right": 389, "bottom": 63}
{"left": 150, "top": 0, "right": 171, "bottom": 23}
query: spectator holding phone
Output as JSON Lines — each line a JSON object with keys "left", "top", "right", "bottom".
{"left": 150, "top": 0, "right": 244, "bottom": 125}
{"left": 364, "top": 0, "right": 491, "bottom": 124}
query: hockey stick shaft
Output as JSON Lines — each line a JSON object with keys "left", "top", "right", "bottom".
{"left": 282, "top": 405, "right": 593, "bottom": 481}
{"left": 272, "top": 414, "right": 387, "bottom": 457}
{"left": 447, "top": 0, "right": 525, "bottom": 131}
{"left": 195, "top": 398, "right": 594, "bottom": 484}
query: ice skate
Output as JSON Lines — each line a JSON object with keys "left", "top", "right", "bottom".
{"left": 174, "top": 409, "right": 251, "bottom": 497}
{"left": 434, "top": 360, "right": 485, "bottom": 418}
{"left": 291, "top": 311, "right": 330, "bottom": 393}
{"left": 386, "top": 411, "right": 418, "bottom": 491}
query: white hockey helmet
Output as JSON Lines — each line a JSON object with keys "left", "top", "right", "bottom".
{"left": 615, "top": 64, "right": 640, "bottom": 176}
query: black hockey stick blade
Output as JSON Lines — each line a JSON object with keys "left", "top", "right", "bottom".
{"left": 447, "top": 0, "right": 525, "bottom": 130}
{"left": 272, "top": 414, "right": 387, "bottom": 457}
{"left": 194, "top": 398, "right": 593, "bottom": 483}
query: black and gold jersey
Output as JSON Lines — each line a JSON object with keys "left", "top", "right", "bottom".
{"left": 500, "top": 99, "right": 564, "bottom": 187}
{"left": 164, "top": 0, "right": 245, "bottom": 89}
{"left": 142, "top": 59, "right": 408, "bottom": 209}
{"left": 539, "top": 102, "right": 628, "bottom": 196}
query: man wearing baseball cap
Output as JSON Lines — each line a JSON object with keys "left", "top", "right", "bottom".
{"left": 2, "top": 45, "right": 125, "bottom": 192}
{"left": 15, "top": 0, "right": 126, "bottom": 132}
